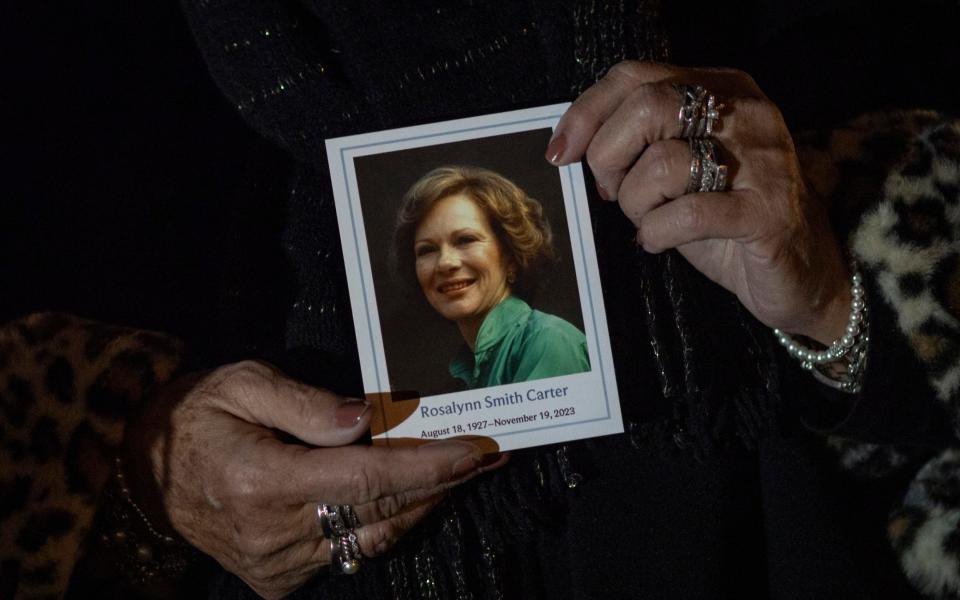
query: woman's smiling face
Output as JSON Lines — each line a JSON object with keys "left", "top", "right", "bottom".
{"left": 414, "top": 194, "right": 512, "bottom": 334}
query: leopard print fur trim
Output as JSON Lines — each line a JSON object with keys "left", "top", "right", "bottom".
{"left": 858, "top": 114, "right": 960, "bottom": 597}
{"left": 851, "top": 118, "right": 960, "bottom": 406}
{"left": 0, "top": 313, "right": 182, "bottom": 599}
{"left": 796, "top": 110, "right": 948, "bottom": 478}
{"left": 803, "top": 111, "right": 960, "bottom": 598}
{"left": 890, "top": 448, "right": 960, "bottom": 599}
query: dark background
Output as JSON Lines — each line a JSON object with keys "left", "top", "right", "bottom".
{"left": 353, "top": 128, "right": 585, "bottom": 396}
{"left": 0, "top": 2, "right": 299, "bottom": 365}
{"left": 3, "top": 0, "right": 959, "bottom": 351}
{"left": 1, "top": 3, "right": 271, "bottom": 355}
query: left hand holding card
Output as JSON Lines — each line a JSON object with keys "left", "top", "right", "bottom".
{"left": 125, "top": 360, "right": 497, "bottom": 598}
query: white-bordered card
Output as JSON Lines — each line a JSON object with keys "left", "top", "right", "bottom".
{"left": 326, "top": 103, "right": 622, "bottom": 452}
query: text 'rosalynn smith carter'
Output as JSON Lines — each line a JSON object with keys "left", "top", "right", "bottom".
{"left": 419, "top": 385, "right": 570, "bottom": 418}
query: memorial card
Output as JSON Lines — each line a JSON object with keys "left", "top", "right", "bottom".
{"left": 326, "top": 104, "right": 622, "bottom": 452}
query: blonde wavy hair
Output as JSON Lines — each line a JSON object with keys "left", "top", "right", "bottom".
{"left": 393, "top": 166, "right": 556, "bottom": 293}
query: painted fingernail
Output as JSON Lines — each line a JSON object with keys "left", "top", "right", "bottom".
{"left": 448, "top": 443, "right": 483, "bottom": 478}
{"left": 335, "top": 400, "right": 371, "bottom": 428}
{"left": 422, "top": 441, "right": 482, "bottom": 479}
{"left": 595, "top": 181, "right": 610, "bottom": 201}
{"left": 479, "top": 453, "right": 504, "bottom": 470}
{"left": 452, "top": 453, "right": 481, "bottom": 478}
{"left": 545, "top": 132, "right": 567, "bottom": 165}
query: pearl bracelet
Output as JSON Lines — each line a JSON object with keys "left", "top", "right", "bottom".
{"left": 773, "top": 270, "right": 868, "bottom": 393}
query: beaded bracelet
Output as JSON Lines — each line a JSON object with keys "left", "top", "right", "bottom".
{"left": 773, "top": 270, "right": 869, "bottom": 394}
{"left": 97, "top": 456, "right": 201, "bottom": 584}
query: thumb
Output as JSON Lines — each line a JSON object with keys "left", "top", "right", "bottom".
{"left": 211, "top": 361, "right": 372, "bottom": 447}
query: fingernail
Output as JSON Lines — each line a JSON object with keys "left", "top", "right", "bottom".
{"left": 479, "top": 453, "right": 504, "bottom": 470}
{"left": 335, "top": 400, "right": 371, "bottom": 428}
{"left": 545, "top": 132, "right": 567, "bottom": 165}
{"left": 595, "top": 181, "right": 610, "bottom": 201}
{"left": 421, "top": 440, "right": 483, "bottom": 479}
{"left": 452, "top": 453, "right": 481, "bottom": 478}
{"left": 450, "top": 445, "right": 484, "bottom": 479}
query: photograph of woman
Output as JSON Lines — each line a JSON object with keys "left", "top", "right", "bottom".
{"left": 393, "top": 166, "right": 591, "bottom": 391}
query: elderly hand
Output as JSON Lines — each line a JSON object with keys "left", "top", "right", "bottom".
{"left": 124, "top": 360, "right": 495, "bottom": 599}
{"left": 547, "top": 61, "right": 851, "bottom": 345}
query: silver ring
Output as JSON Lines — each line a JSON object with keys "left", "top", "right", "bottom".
{"left": 329, "top": 532, "right": 362, "bottom": 575}
{"left": 687, "top": 138, "right": 729, "bottom": 193}
{"left": 688, "top": 154, "right": 703, "bottom": 193}
{"left": 318, "top": 504, "right": 362, "bottom": 574}
{"left": 674, "top": 84, "right": 724, "bottom": 138}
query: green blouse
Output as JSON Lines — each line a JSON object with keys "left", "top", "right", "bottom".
{"left": 449, "top": 296, "right": 590, "bottom": 389}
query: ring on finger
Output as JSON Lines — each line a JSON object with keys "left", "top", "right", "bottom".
{"left": 329, "top": 531, "right": 362, "bottom": 575}
{"left": 318, "top": 504, "right": 362, "bottom": 574}
{"left": 687, "top": 138, "right": 729, "bottom": 193}
{"left": 674, "top": 84, "right": 724, "bottom": 138}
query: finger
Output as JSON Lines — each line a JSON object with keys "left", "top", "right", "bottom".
{"left": 323, "top": 495, "right": 442, "bottom": 563}
{"left": 264, "top": 381, "right": 372, "bottom": 448}
{"left": 547, "top": 61, "right": 677, "bottom": 165}
{"left": 294, "top": 483, "right": 438, "bottom": 536}
{"left": 637, "top": 190, "right": 756, "bottom": 253}
{"left": 220, "top": 493, "right": 445, "bottom": 596}
{"left": 274, "top": 492, "right": 442, "bottom": 589}
{"left": 617, "top": 138, "right": 691, "bottom": 227}
{"left": 294, "top": 453, "right": 508, "bottom": 533}
{"left": 209, "top": 361, "right": 372, "bottom": 447}
{"left": 263, "top": 439, "right": 485, "bottom": 505}
{"left": 354, "top": 492, "right": 441, "bottom": 556}
{"left": 273, "top": 495, "right": 442, "bottom": 573}
{"left": 586, "top": 81, "right": 682, "bottom": 198}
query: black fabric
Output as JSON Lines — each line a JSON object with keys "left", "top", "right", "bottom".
{"left": 666, "top": 0, "right": 960, "bottom": 130}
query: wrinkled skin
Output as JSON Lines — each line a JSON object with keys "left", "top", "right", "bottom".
{"left": 125, "top": 361, "right": 502, "bottom": 599}
{"left": 547, "top": 61, "right": 851, "bottom": 345}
